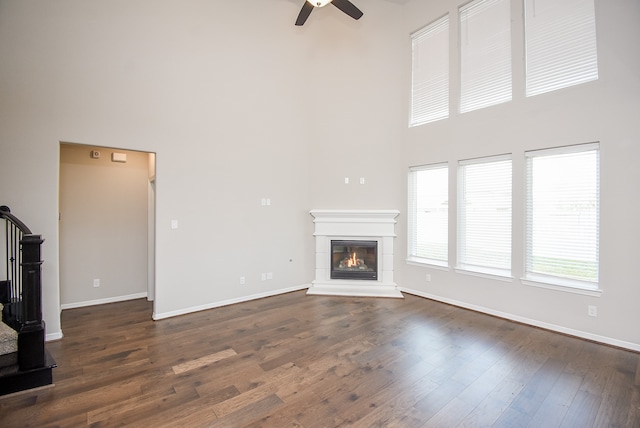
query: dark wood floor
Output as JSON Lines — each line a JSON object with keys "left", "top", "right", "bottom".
{"left": 0, "top": 290, "right": 638, "bottom": 427}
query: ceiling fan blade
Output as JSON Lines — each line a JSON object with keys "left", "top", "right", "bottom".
{"left": 331, "top": 0, "right": 363, "bottom": 21}
{"left": 295, "top": 2, "right": 314, "bottom": 26}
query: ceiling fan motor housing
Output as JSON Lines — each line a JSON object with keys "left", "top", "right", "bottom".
{"left": 296, "top": 0, "right": 363, "bottom": 26}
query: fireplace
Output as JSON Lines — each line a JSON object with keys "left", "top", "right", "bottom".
{"left": 308, "top": 209, "right": 403, "bottom": 298}
{"left": 331, "top": 240, "right": 378, "bottom": 280}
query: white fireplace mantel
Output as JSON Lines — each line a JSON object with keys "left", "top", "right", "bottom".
{"left": 307, "top": 209, "right": 403, "bottom": 298}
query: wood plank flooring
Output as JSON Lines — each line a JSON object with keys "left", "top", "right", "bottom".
{"left": 0, "top": 290, "right": 638, "bottom": 427}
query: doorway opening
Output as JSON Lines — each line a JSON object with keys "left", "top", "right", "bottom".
{"left": 58, "top": 143, "right": 156, "bottom": 315}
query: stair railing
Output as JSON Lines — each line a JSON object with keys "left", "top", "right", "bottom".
{"left": 0, "top": 205, "right": 45, "bottom": 370}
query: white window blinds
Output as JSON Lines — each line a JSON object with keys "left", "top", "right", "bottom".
{"left": 408, "top": 164, "right": 449, "bottom": 265}
{"left": 458, "top": 155, "right": 512, "bottom": 276}
{"left": 525, "top": 143, "right": 599, "bottom": 288}
{"left": 410, "top": 15, "right": 449, "bottom": 126}
{"left": 525, "top": 0, "right": 598, "bottom": 97}
{"left": 459, "top": 0, "right": 512, "bottom": 113}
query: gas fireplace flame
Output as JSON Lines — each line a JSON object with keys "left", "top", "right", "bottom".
{"left": 341, "top": 251, "right": 364, "bottom": 269}
{"left": 347, "top": 252, "right": 358, "bottom": 267}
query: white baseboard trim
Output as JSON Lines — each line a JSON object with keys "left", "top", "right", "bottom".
{"left": 152, "top": 284, "right": 310, "bottom": 321}
{"left": 46, "top": 331, "right": 64, "bottom": 342}
{"left": 400, "top": 287, "right": 640, "bottom": 353}
{"left": 60, "top": 292, "right": 148, "bottom": 311}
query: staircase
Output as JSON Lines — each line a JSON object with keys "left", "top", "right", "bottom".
{"left": 0, "top": 303, "right": 18, "bottom": 367}
{"left": 0, "top": 206, "right": 56, "bottom": 396}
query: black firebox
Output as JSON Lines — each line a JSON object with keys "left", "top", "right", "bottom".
{"left": 330, "top": 240, "right": 378, "bottom": 280}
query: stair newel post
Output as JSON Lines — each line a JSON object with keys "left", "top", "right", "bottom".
{"left": 18, "top": 234, "right": 45, "bottom": 370}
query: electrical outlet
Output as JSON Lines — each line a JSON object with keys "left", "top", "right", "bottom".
{"left": 425, "top": 274, "right": 431, "bottom": 282}
{"left": 267, "top": 272, "right": 273, "bottom": 280}
{"left": 261, "top": 273, "right": 266, "bottom": 281}
{"left": 588, "top": 305, "right": 597, "bottom": 317}
{"left": 239, "top": 276, "right": 245, "bottom": 285}
{"left": 93, "top": 279, "right": 100, "bottom": 288}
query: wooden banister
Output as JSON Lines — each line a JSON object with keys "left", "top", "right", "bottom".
{"left": 0, "top": 205, "right": 45, "bottom": 370}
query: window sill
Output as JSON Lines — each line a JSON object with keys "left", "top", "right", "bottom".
{"left": 521, "top": 277, "right": 602, "bottom": 297}
{"left": 454, "top": 266, "right": 513, "bottom": 282}
{"left": 406, "top": 257, "right": 449, "bottom": 270}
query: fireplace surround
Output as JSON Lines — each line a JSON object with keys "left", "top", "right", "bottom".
{"left": 307, "top": 209, "right": 403, "bottom": 298}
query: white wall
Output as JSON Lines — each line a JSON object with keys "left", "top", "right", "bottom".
{"left": 304, "top": 3, "right": 408, "bottom": 212}
{"left": 59, "top": 144, "right": 150, "bottom": 307}
{"left": 0, "top": 0, "right": 408, "bottom": 337}
{"left": 397, "top": 0, "right": 640, "bottom": 350}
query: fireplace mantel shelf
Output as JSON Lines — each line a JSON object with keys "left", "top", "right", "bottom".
{"left": 307, "top": 209, "right": 403, "bottom": 299}
{"left": 310, "top": 209, "right": 400, "bottom": 218}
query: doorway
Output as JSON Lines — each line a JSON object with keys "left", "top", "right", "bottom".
{"left": 58, "top": 143, "right": 156, "bottom": 311}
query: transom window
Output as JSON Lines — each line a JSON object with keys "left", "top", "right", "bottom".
{"left": 525, "top": 0, "right": 598, "bottom": 97}
{"left": 410, "top": 15, "right": 450, "bottom": 126}
{"left": 459, "top": 0, "right": 512, "bottom": 113}
{"left": 409, "top": 0, "right": 598, "bottom": 124}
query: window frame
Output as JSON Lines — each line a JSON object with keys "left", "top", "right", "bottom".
{"left": 456, "top": 154, "right": 513, "bottom": 279}
{"left": 522, "top": 142, "right": 601, "bottom": 295}
{"left": 524, "top": 0, "right": 599, "bottom": 97}
{"left": 410, "top": 14, "right": 450, "bottom": 127}
{"left": 407, "top": 162, "right": 450, "bottom": 268}
{"left": 459, "top": 0, "right": 512, "bottom": 114}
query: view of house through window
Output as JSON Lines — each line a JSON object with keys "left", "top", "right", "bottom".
{"left": 525, "top": 143, "right": 600, "bottom": 289}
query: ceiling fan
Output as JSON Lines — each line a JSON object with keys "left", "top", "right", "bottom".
{"left": 295, "top": 0, "right": 364, "bottom": 26}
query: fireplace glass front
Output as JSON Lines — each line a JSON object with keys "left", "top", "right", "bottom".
{"left": 330, "top": 240, "right": 378, "bottom": 280}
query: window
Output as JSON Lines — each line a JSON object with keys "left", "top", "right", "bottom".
{"left": 525, "top": 143, "right": 599, "bottom": 290}
{"left": 408, "top": 164, "right": 449, "bottom": 265}
{"left": 459, "top": 0, "right": 512, "bottom": 113}
{"left": 410, "top": 15, "right": 449, "bottom": 126}
{"left": 525, "top": 0, "right": 598, "bottom": 97}
{"left": 458, "top": 155, "right": 512, "bottom": 277}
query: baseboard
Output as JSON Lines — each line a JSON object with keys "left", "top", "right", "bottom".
{"left": 399, "top": 287, "right": 640, "bottom": 353}
{"left": 152, "top": 284, "right": 309, "bottom": 321}
{"left": 60, "top": 292, "right": 148, "bottom": 310}
{"left": 45, "top": 331, "right": 63, "bottom": 342}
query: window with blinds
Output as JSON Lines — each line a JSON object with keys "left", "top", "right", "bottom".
{"left": 525, "top": 0, "right": 598, "bottom": 97}
{"left": 410, "top": 15, "right": 449, "bottom": 127}
{"left": 459, "top": 0, "right": 512, "bottom": 114}
{"left": 458, "top": 155, "right": 512, "bottom": 277}
{"left": 525, "top": 143, "right": 600, "bottom": 289}
{"left": 408, "top": 164, "right": 449, "bottom": 266}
